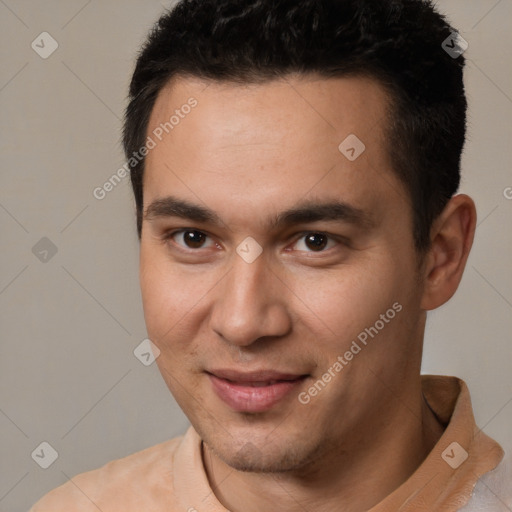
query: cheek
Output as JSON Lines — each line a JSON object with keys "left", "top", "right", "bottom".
{"left": 140, "top": 246, "right": 186, "bottom": 339}
{"left": 140, "top": 261, "right": 203, "bottom": 389}
{"left": 292, "top": 260, "right": 419, "bottom": 382}
{"left": 139, "top": 245, "right": 218, "bottom": 350}
{"left": 290, "top": 258, "right": 403, "bottom": 340}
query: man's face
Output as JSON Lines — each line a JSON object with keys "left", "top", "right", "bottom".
{"left": 140, "top": 75, "right": 426, "bottom": 472}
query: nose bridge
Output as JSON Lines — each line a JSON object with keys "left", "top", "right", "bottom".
{"left": 233, "top": 254, "right": 272, "bottom": 307}
{"left": 211, "top": 252, "right": 290, "bottom": 346}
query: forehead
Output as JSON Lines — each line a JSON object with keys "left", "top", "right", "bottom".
{"left": 147, "top": 73, "right": 391, "bottom": 151}
{"left": 143, "top": 74, "right": 408, "bottom": 232}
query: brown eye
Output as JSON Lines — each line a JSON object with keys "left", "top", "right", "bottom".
{"left": 304, "top": 233, "right": 328, "bottom": 251}
{"left": 168, "top": 229, "right": 215, "bottom": 250}
{"left": 292, "top": 232, "right": 337, "bottom": 253}
{"left": 182, "top": 230, "right": 207, "bottom": 248}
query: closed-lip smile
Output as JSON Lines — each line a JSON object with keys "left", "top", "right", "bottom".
{"left": 206, "top": 369, "right": 309, "bottom": 412}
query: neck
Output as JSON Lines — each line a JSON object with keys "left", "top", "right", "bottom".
{"left": 202, "top": 379, "right": 444, "bottom": 512}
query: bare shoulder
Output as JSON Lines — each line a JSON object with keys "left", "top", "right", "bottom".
{"left": 29, "top": 436, "right": 184, "bottom": 511}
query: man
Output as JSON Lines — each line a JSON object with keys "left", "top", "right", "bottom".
{"left": 31, "top": 0, "right": 510, "bottom": 510}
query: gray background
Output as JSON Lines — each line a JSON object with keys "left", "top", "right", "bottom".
{"left": 0, "top": 1, "right": 511, "bottom": 510}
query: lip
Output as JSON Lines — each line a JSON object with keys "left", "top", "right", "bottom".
{"left": 207, "top": 369, "right": 308, "bottom": 413}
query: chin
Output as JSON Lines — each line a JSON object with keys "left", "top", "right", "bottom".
{"left": 216, "top": 443, "right": 308, "bottom": 473}
{"left": 201, "top": 423, "right": 324, "bottom": 474}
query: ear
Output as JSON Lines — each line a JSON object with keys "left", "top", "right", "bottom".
{"left": 420, "top": 194, "right": 477, "bottom": 311}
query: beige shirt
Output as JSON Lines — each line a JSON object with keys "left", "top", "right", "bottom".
{"left": 30, "top": 376, "right": 506, "bottom": 511}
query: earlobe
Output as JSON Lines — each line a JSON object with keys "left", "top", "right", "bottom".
{"left": 420, "top": 194, "right": 477, "bottom": 311}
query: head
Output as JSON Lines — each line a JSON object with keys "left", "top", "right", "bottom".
{"left": 124, "top": 0, "right": 476, "bottom": 473}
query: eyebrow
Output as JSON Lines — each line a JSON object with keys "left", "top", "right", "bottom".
{"left": 144, "top": 195, "right": 373, "bottom": 230}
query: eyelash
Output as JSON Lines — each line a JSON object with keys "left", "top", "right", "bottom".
{"left": 162, "top": 229, "right": 345, "bottom": 255}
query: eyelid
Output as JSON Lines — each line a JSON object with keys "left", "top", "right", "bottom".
{"left": 288, "top": 231, "right": 346, "bottom": 253}
{"left": 163, "top": 228, "right": 218, "bottom": 252}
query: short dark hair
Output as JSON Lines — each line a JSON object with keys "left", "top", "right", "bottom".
{"left": 123, "top": 0, "right": 466, "bottom": 251}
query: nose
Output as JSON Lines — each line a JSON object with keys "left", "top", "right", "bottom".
{"left": 209, "top": 253, "right": 292, "bottom": 347}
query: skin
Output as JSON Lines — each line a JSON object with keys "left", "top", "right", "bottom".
{"left": 140, "top": 74, "right": 476, "bottom": 512}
